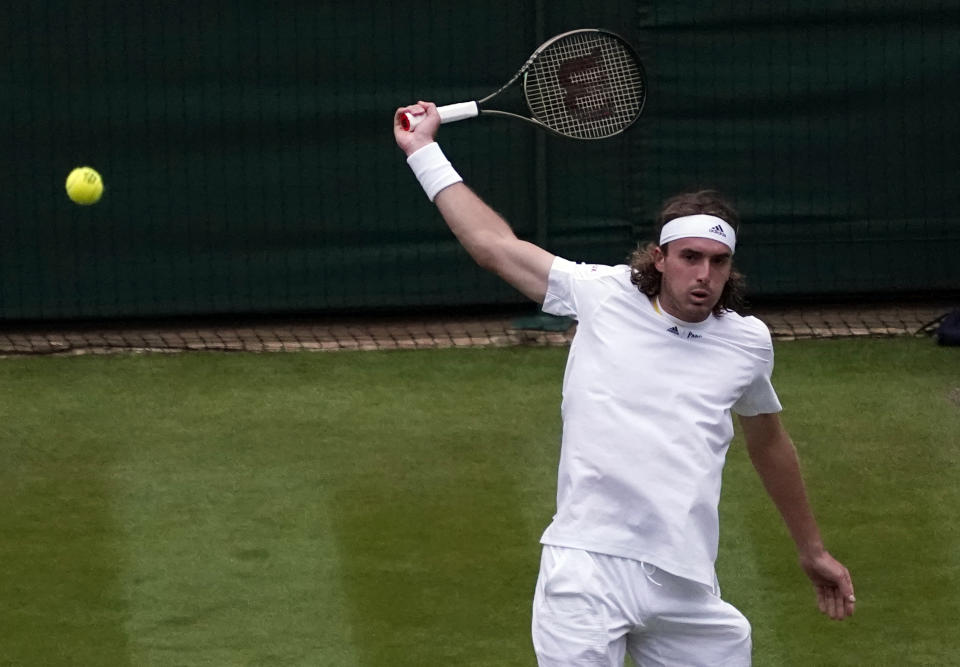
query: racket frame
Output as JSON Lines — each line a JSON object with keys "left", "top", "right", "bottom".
{"left": 403, "top": 28, "right": 646, "bottom": 140}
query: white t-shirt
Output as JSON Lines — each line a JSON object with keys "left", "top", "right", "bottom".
{"left": 540, "top": 257, "right": 783, "bottom": 588}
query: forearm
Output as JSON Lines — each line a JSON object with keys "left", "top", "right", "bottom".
{"left": 747, "top": 433, "right": 824, "bottom": 557}
{"left": 405, "top": 140, "right": 518, "bottom": 259}
{"left": 740, "top": 413, "right": 854, "bottom": 619}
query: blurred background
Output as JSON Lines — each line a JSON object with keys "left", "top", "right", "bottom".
{"left": 2, "top": 0, "right": 958, "bottom": 322}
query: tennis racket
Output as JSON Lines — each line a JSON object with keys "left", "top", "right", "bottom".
{"left": 401, "top": 28, "right": 646, "bottom": 140}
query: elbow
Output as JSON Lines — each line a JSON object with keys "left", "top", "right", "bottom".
{"left": 472, "top": 246, "right": 500, "bottom": 273}
{"left": 463, "top": 236, "right": 505, "bottom": 273}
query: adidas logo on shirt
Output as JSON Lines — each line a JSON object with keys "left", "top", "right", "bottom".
{"left": 708, "top": 224, "right": 727, "bottom": 237}
{"left": 666, "top": 326, "right": 703, "bottom": 340}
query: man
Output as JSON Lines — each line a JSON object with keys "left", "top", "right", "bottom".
{"left": 394, "top": 101, "right": 855, "bottom": 666}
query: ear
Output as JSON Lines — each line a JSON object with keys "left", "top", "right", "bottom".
{"left": 653, "top": 245, "right": 666, "bottom": 273}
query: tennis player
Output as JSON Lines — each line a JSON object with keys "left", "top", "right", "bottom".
{"left": 394, "top": 102, "right": 855, "bottom": 666}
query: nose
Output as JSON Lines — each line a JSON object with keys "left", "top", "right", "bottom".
{"left": 695, "top": 258, "right": 711, "bottom": 282}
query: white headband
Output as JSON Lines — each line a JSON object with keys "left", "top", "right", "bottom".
{"left": 659, "top": 214, "right": 736, "bottom": 254}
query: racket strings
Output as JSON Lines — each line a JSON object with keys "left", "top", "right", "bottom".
{"left": 525, "top": 32, "right": 645, "bottom": 139}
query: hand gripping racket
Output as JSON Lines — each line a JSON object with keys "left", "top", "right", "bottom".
{"left": 401, "top": 28, "right": 647, "bottom": 140}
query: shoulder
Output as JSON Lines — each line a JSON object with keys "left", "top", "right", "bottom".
{"left": 550, "top": 257, "right": 631, "bottom": 283}
{"left": 713, "top": 310, "right": 774, "bottom": 349}
{"left": 546, "top": 258, "right": 641, "bottom": 319}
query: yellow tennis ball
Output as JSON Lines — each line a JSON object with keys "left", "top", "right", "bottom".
{"left": 65, "top": 166, "right": 104, "bottom": 205}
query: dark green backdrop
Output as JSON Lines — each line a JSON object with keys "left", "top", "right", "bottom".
{"left": 2, "top": 1, "right": 957, "bottom": 320}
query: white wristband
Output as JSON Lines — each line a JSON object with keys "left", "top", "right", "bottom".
{"left": 406, "top": 142, "right": 462, "bottom": 202}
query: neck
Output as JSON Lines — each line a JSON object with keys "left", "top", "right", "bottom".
{"left": 654, "top": 296, "right": 710, "bottom": 324}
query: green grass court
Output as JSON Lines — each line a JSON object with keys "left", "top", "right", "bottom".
{"left": 2, "top": 338, "right": 958, "bottom": 666}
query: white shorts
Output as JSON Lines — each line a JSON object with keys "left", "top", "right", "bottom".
{"left": 532, "top": 545, "right": 751, "bottom": 666}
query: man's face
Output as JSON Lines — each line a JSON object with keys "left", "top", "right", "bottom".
{"left": 653, "top": 237, "right": 733, "bottom": 322}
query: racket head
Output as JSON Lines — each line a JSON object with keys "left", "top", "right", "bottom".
{"left": 521, "top": 29, "right": 646, "bottom": 140}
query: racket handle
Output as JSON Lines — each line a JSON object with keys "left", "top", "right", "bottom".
{"left": 401, "top": 101, "right": 479, "bottom": 131}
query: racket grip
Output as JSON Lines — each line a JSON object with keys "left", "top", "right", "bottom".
{"left": 402, "top": 101, "right": 479, "bottom": 131}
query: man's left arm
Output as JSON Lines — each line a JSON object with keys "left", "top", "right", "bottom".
{"left": 738, "top": 412, "right": 856, "bottom": 621}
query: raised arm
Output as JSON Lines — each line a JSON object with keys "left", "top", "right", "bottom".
{"left": 738, "top": 412, "right": 856, "bottom": 621}
{"left": 394, "top": 101, "right": 555, "bottom": 303}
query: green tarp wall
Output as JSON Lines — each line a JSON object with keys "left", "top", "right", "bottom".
{"left": 2, "top": 1, "right": 957, "bottom": 320}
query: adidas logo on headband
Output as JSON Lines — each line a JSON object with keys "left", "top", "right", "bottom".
{"left": 659, "top": 214, "right": 737, "bottom": 253}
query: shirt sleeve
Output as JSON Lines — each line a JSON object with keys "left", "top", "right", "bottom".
{"left": 542, "top": 256, "right": 579, "bottom": 317}
{"left": 732, "top": 336, "right": 783, "bottom": 416}
{"left": 542, "top": 257, "right": 625, "bottom": 319}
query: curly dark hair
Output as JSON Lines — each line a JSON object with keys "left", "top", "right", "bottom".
{"left": 629, "top": 190, "right": 746, "bottom": 316}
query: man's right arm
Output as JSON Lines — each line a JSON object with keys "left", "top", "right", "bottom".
{"left": 394, "top": 102, "right": 555, "bottom": 304}
{"left": 433, "top": 183, "right": 554, "bottom": 303}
